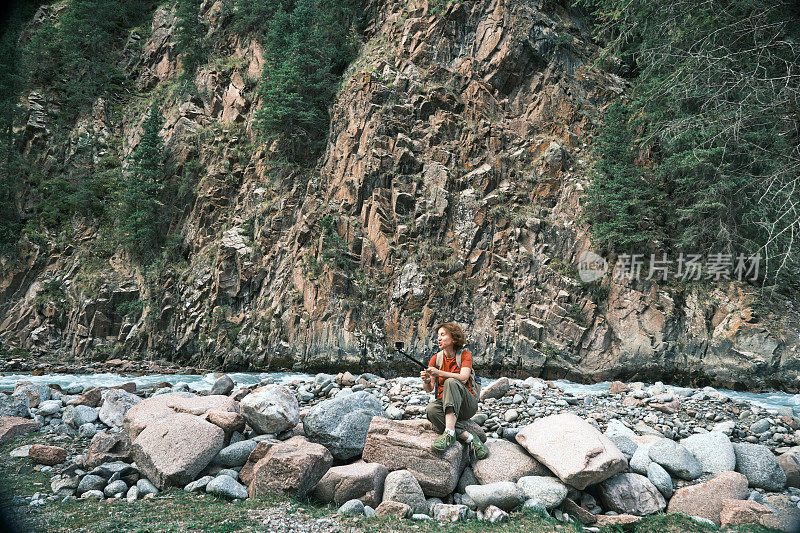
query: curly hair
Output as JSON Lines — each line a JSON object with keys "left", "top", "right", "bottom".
{"left": 434, "top": 322, "right": 466, "bottom": 351}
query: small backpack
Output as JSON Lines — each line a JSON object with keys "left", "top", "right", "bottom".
{"left": 435, "top": 347, "right": 481, "bottom": 399}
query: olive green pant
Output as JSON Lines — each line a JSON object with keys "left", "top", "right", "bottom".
{"left": 425, "top": 378, "right": 478, "bottom": 434}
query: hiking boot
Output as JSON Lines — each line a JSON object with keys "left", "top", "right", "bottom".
{"left": 432, "top": 431, "right": 456, "bottom": 452}
{"left": 469, "top": 433, "right": 489, "bottom": 459}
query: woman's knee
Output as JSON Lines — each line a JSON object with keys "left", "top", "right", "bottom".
{"left": 425, "top": 402, "right": 440, "bottom": 419}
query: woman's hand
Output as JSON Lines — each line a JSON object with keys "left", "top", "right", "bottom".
{"left": 427, "top": 366, "right": 440, "bottom": 378}
{"left": 419, "top": 369, "right": 430, "bottom": 381}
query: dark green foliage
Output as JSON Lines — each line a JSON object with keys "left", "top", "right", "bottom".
{"left": 231, "top": 0, "right": 292, "bottom": 35}
{"left": 254, "top": 0, "right": 361, "bottom": 164}
{"left": 320, "top": 215, "right": 354, "bottom": 272}
{"left": 118, "top": 103, "right": 165, "bottom": 262}
{"left": 582, "top": 102, "right": 664, "bottom": 252}
{"left": 175, "top": 0, "right": 206, "bottom": 78}
{"left": 24, "top": 0, "right": 149, "bottom": 121}
{"left": 579, "top": 0, "right": 800, "bottom": 287}
{"left": 0, "top": 9, "right": 26, "bottom": 249}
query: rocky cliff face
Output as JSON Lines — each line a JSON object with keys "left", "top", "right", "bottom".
{"left": 1, "top": 0, "right": 798, "bottom": 391}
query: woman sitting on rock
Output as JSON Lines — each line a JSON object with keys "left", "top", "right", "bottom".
{"left": 422, "top": 322, "right": 488, "bottom": 459}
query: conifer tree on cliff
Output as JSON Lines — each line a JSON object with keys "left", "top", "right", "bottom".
{"left": 118, "top": 103, "right": 165, "bottom": 262}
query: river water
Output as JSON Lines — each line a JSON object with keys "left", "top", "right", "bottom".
{"left": 1, "top": 372, "right": 798, "bottom": 416}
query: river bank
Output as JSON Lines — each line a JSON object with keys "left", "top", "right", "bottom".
{"left": 0, "top": 370, "right": 798, "bottom": 418}
{"left": 0, "top": 369, "right": 799, "bottom": 531}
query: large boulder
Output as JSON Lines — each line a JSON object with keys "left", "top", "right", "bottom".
{"left": 472, "top": 439, "right": 550, "bottom": 484}
{"left": 597, "top": 473, "right": 666, "bottom": 516}
{"left": 240, "top": 385, "right": 299, "bottom": 435}
{"left": 666, "top": 471, "right": 749, "bottom": 525}
{"left": 312, "top": 461, "right": 388, "bottom": 507}
{"left": 381, "top": 469, "right": 427, "bottom": 515}
{"left": 647, "top": 438, "right": 702, "bottom": 480}
{"left": 480, "top": 377, "right": 510, "bottom": 400}
{"left": 131, "top": 413, "right": 225, "bottom": 489}
{"left": 123, "top": 393, "right": 238, "bottom": 440}
{"left": 732, "top": 442, "right": 787, "bottom": 491}
{"left": 248, "top": 436, "right": 332, "bottom": 498}
{"left": 210, "top": 375, "right": 235, "bottom": 396}
{"left": 303, "top": 391, "right": 384, "bottom": 460}
{"left": 99, "top": 389, "right": 141, "bottom": 428}
{"left": 0, "top": 394, "right": 31, "bottom": 418}
{"left": 680, "top": 432, "right": 735, "bottom": 474}
{"left": 0, "top": 417, "right": 39, "bottom": 444}
{"left": 13, "top": 384, "right": 50, "bottom": 408}
{"left": 82, "top": 431, "right": 133, "bottom": 468}
{"left": 362, "top": 418, "right": 467, "bottom": 497}
{"left": 515, "top": 413, "right": 627, "bottom": 490}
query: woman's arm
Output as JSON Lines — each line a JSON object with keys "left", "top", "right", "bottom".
{"left": 429, "top": 366, "right": 471, "bottom": 384}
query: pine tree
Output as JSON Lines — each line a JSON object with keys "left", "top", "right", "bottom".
{"left": 583, "top": 102, "right": 663, "bottom": 252}
{"left": 254, "top": 0, "right": 360, "bottom": 164}
{"left": 118, "top": 103, "right": 165, "bottom": 262}
{"left": 579, "top": 0, "right": 800, "bottom": 286}
{"left": 175, "top": 0, "right": 205, "bottom": 78}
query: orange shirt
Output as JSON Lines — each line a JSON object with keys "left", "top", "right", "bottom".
{"left": 428, "top": 349, "right": 474, "bottom": 398}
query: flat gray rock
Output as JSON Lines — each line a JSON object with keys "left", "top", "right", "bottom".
{"left": 648, "top": 439, "right": 701, "bottom": 480}
{"left": 646, "top": 462, "right": 674, "bottom": 499}
{"left": 465, "top": 481, "right": 525, "bottom": 512}
{"left": 598, "top": 472, "right": 666, "bottom": 516}
{"left": 732, "top": 442, "right": 787, "bottom": 491}
{"left": 680, "top": 432, "right": 735, "bottom": 474}
{"left": 206, "top": 474, "right": 248, "bottom": 500}
{"left": 216, "top": 440, "right": 258, "bottom": 467}
{"left": 516, "top": 476, "right": 567, "bottom": 510}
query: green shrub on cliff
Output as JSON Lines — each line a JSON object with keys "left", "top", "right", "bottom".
{"left": 580, "top": 0, "right": 800, "bottom": 290}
